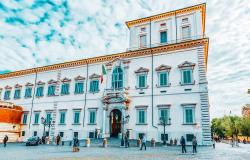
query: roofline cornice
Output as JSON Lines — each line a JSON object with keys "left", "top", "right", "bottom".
{"left": 0, "top": 38, "right": 209, "bottom": 79}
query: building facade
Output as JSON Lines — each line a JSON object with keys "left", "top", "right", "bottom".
{"left": 0, "top": 4, "right": 211, "bottom": 145}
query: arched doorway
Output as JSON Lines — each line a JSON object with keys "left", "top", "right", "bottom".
{"left": 110, "top": 109, "right": 122, "bottom": 138}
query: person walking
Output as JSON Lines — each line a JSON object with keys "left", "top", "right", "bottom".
{"left": 73, "top": 136, "right": 79, "bottom": 152}
{"left": 56, "top": 134, "right": 61, "bottom": 145}
{"left": 180, "top": 136, "right": 186, "bottom": 153}
{"left": 3, "top": 135, "right": 8, "bottom": 147}
{"left": 125, "top": 134, "right": 129, "bottom": 148}
{"left": 140, "top": 135, "right": 146, "bottom": 150}
{"left": 212, "top": 139, "right": 215, "bottom": 149}
{"left": 192, "top": 136, "right": 197, "bottom": 154}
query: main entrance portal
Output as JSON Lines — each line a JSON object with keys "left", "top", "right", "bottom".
{"left": 110, "top": 109, "right": 122, "bottom": 138}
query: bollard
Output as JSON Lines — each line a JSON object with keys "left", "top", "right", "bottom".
{"left": 103, "top": 138, "right": 108, "bottom": 148}
{"left": 137, "top": 138, "right": 141, "bottom": 148}
{"left": 86, "top": 138, "right": 90, "bottom": 147}
{"left": 151, "top": 138, "right": 155, "bottom": 147}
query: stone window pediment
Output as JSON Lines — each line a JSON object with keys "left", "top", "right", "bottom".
{"left": 36, "top": 81, "right": 45, "bottom": 85}
{"left": 25, "top": 82, "right": 34, "bottom": 87}
{"left": 74, "top": 75, "right": 85, "bottom": 81}
{"left": 155, "top": 65, "right": 171, "bottom": 72}
{"left": 157, "top": 104, "right": 171, "bottom": 108}
{"left": 89, "top": 73, "right": 100, "bottom": 79}
{"left": 135, "top": 67, "right": 149, "bottom": 74}
{"left": 48, "top": 79, "right": 58, "bottom": 84}
{"left": 61, "top": 77, "right": 71, "bottom": 83}
{"left": 14, "top": 84, "right": 22, "bottom": 88}
{"left": 178, "top": 61, "right": 195, "bottom": 69}
{"left": 5, "top": 85, "right": 12, "bottom": 89}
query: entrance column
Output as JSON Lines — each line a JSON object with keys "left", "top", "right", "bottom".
{"left": 102, "top": 106, "right": 107, "bottom": 138}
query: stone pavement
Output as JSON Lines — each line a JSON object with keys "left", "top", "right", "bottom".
{"left": 0, "top": 142, "right": 250, "bottom": 160}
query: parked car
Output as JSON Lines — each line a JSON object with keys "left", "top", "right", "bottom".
{"left": 26, "top": 136, "right": 40, "bottom": 146}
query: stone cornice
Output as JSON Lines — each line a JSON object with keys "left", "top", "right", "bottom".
{"left": 126, "top": 3, "right": 206, "bottom": 34}
{"left": 0, "top": 38, "right": 209, "bottom": 79}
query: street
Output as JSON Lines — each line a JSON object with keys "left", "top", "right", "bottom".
{"left": 1, "top": 142, "right": 250, "bottom": 160}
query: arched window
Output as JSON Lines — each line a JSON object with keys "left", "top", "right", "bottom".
{"left": 112, "top": 67, "right": 123, "bottom": 89}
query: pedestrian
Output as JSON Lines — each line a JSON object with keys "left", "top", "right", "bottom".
{"left": 174, "top": 138, "right": 177, "bottom": 146}
{"left": 192, "top": 136, "right": 197, "bottom": 154}
{"left": 180, "top": 136, "right": 186, "bottom": 153}
{"left": 72, "top": 136, "right": 79, "bottom": 152}
{"left": 170, "top": 138, "right": 173, "bottom": 146}
{"left": 95, "top": 128, "right": 98, "bottom": 139}
{"left": 243, "top": 139, "right": 246, "bottom": 144}
{"left": 212, "top": 139, "right": 215, "bottom": 149}
{"left": 140, "top": 135, "right": 146, "bottom": 150}
{"left": 3, "top": 135, "right": 8, "bottom": 147}
{"left": 42, "top": 136, "right": 46, "bottom": 144}
{"left": 56, "top": 134, "right": 61, "bottom": 145}
{"left": 125, "top": 134, "right": 130, "bottom": 148}
{"left": 231, "top": 138, "right": 234, "bottom": 147}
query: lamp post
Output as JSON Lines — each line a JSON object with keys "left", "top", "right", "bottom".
{"left": 121, "top": 114, "right": 130, "bottom": 146}
{"left": 159, "top": 117, "right": 171, "bottom": 145}
{"left": 41, "top": 117, "right": 55, "bottom": 137}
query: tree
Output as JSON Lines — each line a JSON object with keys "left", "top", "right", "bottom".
{"left": 240, "top": 117, "right": 250, "bottom": 140}
{"left": 223, "top": 116, "right": 242, "bottom": 140}
{"left": 211, "top": 118, "right": 225, "bottom": 138}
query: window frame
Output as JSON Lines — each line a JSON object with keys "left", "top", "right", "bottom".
{"left": 181, "top": 25, "right": 191, "bottom": 40}
{"left": 136, "top": 108, "right": 147, "bottom": 124}
{"left": 112, "top": 67, "right": 124, "bottom": 90}
{"left": 36, "top": 85, "right": 44, "bottom": 97}
{"left": 34, "top": 112, "right": 40, "bottom": 124}
{"left": 158, "top": 107, "right": 170, "bottom": 124}
{"left": 74, "top": 81, "right": 84, "bottom": 94}
{"left": 73, "top": 111, "right": 81, "bottom": 124}
{"left": 137, "top": 73, "right": 147, "bottom": 89}
{"left": 89, "top": 79, "right": 99, "bottom": 93}
{"left": 24, "top": 87, "right": 32, "bottom": 98}
{"left": 4, "top": 90, "right": 11, "bottom": 100}
{"left": 61, "top": 83, "right": 70, "bottom": 95}
{"left": 139, "top": 34, "right": 147, "bottom": 48}
{"left": 160, "top": 30, "right": 167, "bottom": 44}
{"left": 182, "top": 105, "right": 196, "bottom": 125}
{"left": 14, "top": 89, "right": 21, "bottom": 99}
{"left": 59, "top": 111, "right": 66, "bottom": 124}
{"left": 89, "top": 110, "right": 97, "bottom": 124}
{"left": 181, "top": 69, "right": 193, "bottom": 85}
{"left": 22, "top": 114, "right": 28, "bottom": 124}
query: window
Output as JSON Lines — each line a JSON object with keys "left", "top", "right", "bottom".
{"left": 112, "top": 67, "right": 123, "bottom": 89}
{"left": 182, "top": 18, "right": 189, "bottom": 23}
{"left": 74, "top": 82, "right": 84, "bottom": 94}
{"left": 159, "top": 108, "right": 170, "bottom": 124}
{"left": 21, "top": 131, "right": 25, "bottom": 136}
{"left": 181, "top": 69, "right": 193, "bottom": 84}
{"left": 186, "top": 134, "right": 194, "bottom": 142}
{"left": 45, "top": 131, "right": 49, "bottom": 137}
{"left": 24, "top": 87, "right": 32, "bottom": 98}
{"left": 34, "top": 113, "right": 40, "bottom": 124}
{"left": 138, "top": 133, "right": 145, "bottom": 139}
{"left": 33, "top": 131, "right": 37, "bottom": 136}
{"left": 140, "top": 35, "right": 147, "bottom": 48}
{"left": 182, "top": 26, "right": 191, "bottom": 39}
{"left": 183, "top": 106, "right": 195, "bottom": 124}
{"left": 160, "top": 31, "right": 167, "bottom": 43}
{"left": 140, "top": 27, "right": 146, "bottom": 32}
{"left": 61, "top": 83, "right": 70, "bottom": 95}
{"left": 161, "top": 134, "right": 168, "bottom": 141}
{"left": 46, "top": 113, "right": 52, "bottom": 123}
{"left": 89, "top": 110, "right": 96, "bottom": 124}
{"left": 89, "top": 80, "right": 99, "bottom": 93}
{"left": 48, "top": 85, "right": 56, "bottom": 96}
{"left": 137, "top": 109, "right": 146, "bottom": 124}
{"left": 159, "top": 72, "right": 169, "bottom": 86}
{"left": 14, "top": 89, "right": 21, "bottom": 99}
{"left": 137, "top": 74, "right": 147, "bottom": 88}
{"left": 59, "top": 112, "right": 66, "bottom": 124}
{"left": 73, "top": 111, "right": 80, "bottom": 124}
{"left": 22, "top": 114, "right": 28, "bottom": 124}
{"left": 59, "top": 132, "right": 64, "bottom": 137}
{"left": 36, "top": 86, "right": 44, "bottom": 97}
{"left": 74, "top": 132, "right": 78, "bottom": 138}
{"left": 4, "top": 90, "right": 11, "bottom": 100}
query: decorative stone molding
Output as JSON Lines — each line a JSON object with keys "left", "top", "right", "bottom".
{"left": 181, "top": 103, "right": 197, "bottom": 106}
{"left": 89, "top": 73, "right": 100, "bottom": 79}
{"left": 135, "top": 105, "right": 148, "bottom": 109}
{"left": 25, "top": 82, "right": 34, "bottom": 87}
{"left": 0, "top": 38, "right": 209, "bottom": 79}
{"left": 36, "top": 81, "right": 45, "bottom": 85}
{"left": 178, "top": 61, "right": 195, "bottom": 69}
{"left": 134, "top": 67, "right": 149, "bottom": 74}
{"left": 155, "top": 64, "right": 171, "bottom": 71}
{"left": 5, "top": 85, "right": 12, "bottom": 89}
{"left": 48, "top": 79, "right": 58, "bottom": 84}
{"left": 14, "top": 84, "right": 22, "bottom": 88}
{"left": 74, "top": 75, "right": 85, "bottom": 81}
{"left": 61, "top": 77, "right": 71, "bottom": 83}
{"left": 157, "top": 104, "right": 171, "bottom": 108}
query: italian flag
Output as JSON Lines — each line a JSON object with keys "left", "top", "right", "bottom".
{"left": 100, "top": 64, "right": 106, "bottom": 84}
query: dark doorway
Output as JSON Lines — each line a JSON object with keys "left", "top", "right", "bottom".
{"left": 110, "top": 109, "right": 122, "bottom": 138}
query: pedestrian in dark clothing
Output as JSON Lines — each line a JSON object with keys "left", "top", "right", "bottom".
{"left": 212, "top": 139, "right": 215, "bottom": 149}
{"left": 125, "top": 134, "right": 129, "bottom": 148}
{"left": 140, "top": 135, "right": 146, "bottom": 150}
{"left": 72, "top": 136, "right": 79, "bottom": 152}
{"left": 180, "top": 136, "right": 186, "bottom": 153}
{"left": 56, "top": 134, "right": 61, "bottom": 145}
{"left": 192, "top": 136, "right": 197, "bottom": 154}
{"left": 42, "top": 136, "right": 46, "bottom": 144}
{"left": 3, "top": 135, "right": 8, "bottom": 147}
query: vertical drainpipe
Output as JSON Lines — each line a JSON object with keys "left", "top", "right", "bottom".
{"left": 29, "top": 70, "right": 38, "bottom": 129}
{"left": 83, "top": 61, "right": 89, "bottom": 127}
{"left": 150, "top": 19, "right": 157, "bottom": 129}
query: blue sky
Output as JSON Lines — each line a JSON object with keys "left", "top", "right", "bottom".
{"left": 0, "top": 0, "right": 249, "bottom": 118}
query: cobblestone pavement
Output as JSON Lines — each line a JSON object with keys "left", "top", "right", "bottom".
{"left": 0, "top": 142, "right": 250, "bottom": 160}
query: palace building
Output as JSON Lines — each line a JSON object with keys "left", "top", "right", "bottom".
{"left": 0, "top": 3, "right": 211, "bottom": 145}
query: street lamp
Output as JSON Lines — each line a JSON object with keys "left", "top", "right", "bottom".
{"left": 121, "top": 114, "right": 130, "bottom": 146}
{"left": 159, "top": 117, "right": 171, "bottom": 145}
{"left": 41, "top": 117, "right": 55, "bottom": 137}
